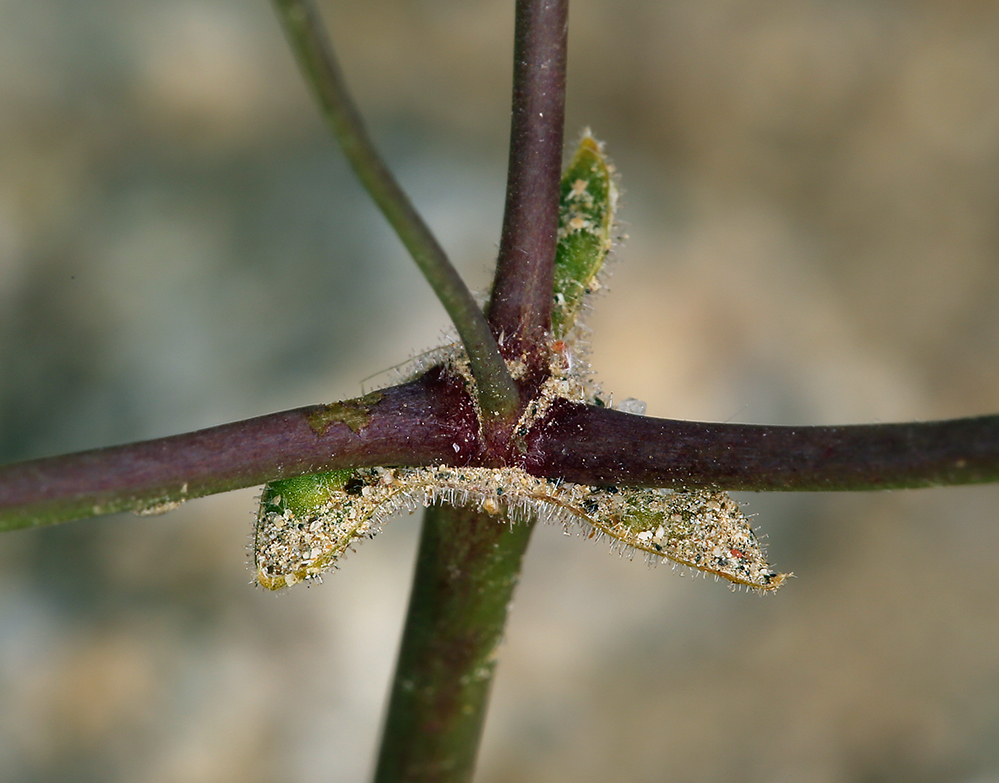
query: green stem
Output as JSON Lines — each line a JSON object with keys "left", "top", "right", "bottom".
{"left": 373, "top": 504, "right": 535, "bottom": 783}
{"left": 271, "top": 0, "right": 518, "bottom": 421}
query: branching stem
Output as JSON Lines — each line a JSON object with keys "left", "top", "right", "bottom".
{"left": 373, "top": 4, "right": 567, "bottom": 779}
{"left": 0, "top": 2, "right": 996, "bottom": 783}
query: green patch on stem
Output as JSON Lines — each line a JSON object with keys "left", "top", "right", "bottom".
{"left": 306, "top": 391, "right": 384, "bottom": 434}
{"left": 552, "top": 130, "right": 617, "bottom": 338}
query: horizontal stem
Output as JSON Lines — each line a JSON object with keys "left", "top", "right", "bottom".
{"left": 272, "top": 0, "right": 518, "bottom": 419}
{"left": 6, "top": 381, "right": 996, "bottom": 531}
{"left": 0, "top": 371, "right": 477, "bottom": 531}
{"left": 522, "top": 401, "right": 999, "bottom": 490}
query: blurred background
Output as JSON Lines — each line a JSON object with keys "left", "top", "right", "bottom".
{"left": 2, "top": 0, "right": 999, "bottom": 780}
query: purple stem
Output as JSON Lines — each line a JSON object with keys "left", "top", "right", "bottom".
{"left": 0, "top": 370, "right": 477, "bottom": 530}
{"left": 4, "top": 382, "right": 998, "bottom": 530}
{"left": 487, "top": 0, "right": 568, "bottom": 355}
{"left": 522, "top": 400, "right": 999, "bottom": 490}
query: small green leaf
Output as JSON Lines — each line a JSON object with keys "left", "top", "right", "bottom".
{"left": 552, "top": 129, "right": 617, "bottom": 338}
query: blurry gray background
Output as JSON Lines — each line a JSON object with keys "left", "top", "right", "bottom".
{"left": 2, "top": 0, "right": 999, "bottom": 781}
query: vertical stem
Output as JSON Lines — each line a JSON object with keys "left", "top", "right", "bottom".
{"left": 373, "top": 504, "right": 535, "bottom": 783}
{"left": 488, "top": 0, "right": 569, "bottom": 354}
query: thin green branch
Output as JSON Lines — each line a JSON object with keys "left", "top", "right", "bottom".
{"left": 373, "top": 503, "right": 535, "bottom": 783}
{"left": 272, "top": 0, "right": 518, "bottom": 420}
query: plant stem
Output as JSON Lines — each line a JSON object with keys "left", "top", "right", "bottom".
{"left": 0, "top": 371, "right": 478, "bottom": 531}
{"left": 525, "top": 401, "right": 999, "bottom": 490}
{"left": 370, "top": 10, "right": 566, "bottom": 771}
{"left": 373, "top": 504, "right": 535, "bottom": 783}
{"left": 488, "top": 0, "right": 568, "bottom": 355}
{"left": 271, "top": 0, "right": 518, "bottom": 420}
{"left": 4, "top": 386, "right": 998, "bottom": 530}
